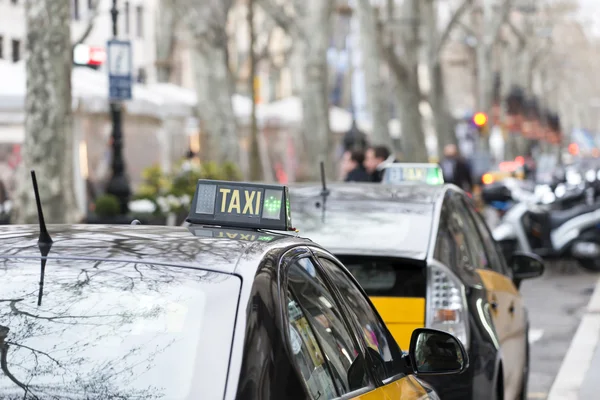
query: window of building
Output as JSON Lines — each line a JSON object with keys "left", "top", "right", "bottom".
{"left": 0, "top": 36, "right": 4, "bottom": 59}
{"left": 88, "top": 0, "right": 94, "bottom": 10}
{"left": 73, "top": 0, "right": 80, "bottom": 20}
{"left": 11, "top": 39, "right": 20, "bottom": 63}
{"left": 11, "top": 0, "right": 19, "bottom": 5}
{"left": 135, "top": 6, "right": 144, "bottom": 38}
{"left": 124, "top": 1, "right": 130, "bottom": 35}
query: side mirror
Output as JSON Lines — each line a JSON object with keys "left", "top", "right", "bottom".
{"left": 509, "top": 251, "right": 544, "bottom": 281}
{"left": 408, "top": 328, "right": 469, "bottom": 375}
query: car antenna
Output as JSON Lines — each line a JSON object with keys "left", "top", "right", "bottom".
{"left": 319, "top": 161, "right": 329, "bottom": 222}
{"left": 31, "top": 170, "right": 52, "bottom": 246}
{"left": 320, "top": 161, "right": 330, "bottom": 197}
{"left": 31, "top": 170, "right": 52, "bottom": 306}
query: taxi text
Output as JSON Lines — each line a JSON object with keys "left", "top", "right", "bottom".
{"left": 219, "top": 188, "right": 262, "bottom": 215}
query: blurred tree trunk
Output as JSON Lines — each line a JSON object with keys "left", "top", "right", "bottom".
{"left": 184, "top": 0, "right": 239, "bottom": 164}
{"left": 14, "top": 0, "right": 80, "bottom": 224}
{"left": 256, "top": 0, "right": 334, "bottom": 180}
{"left": 356, "top": 0, "right": 392, "bottom": 148}
{"left": 155, "top": 0, "right": 177, "bottom": 83}
{"left": 382, "top": 0, "right": 427, "bottom": 161}
{"left": 301, "top": 0, "right": 335, "bottom": 179}
{"left": 476, "top": 0, "right": 513, "bottom": 150}
{"left": 423, "top": 0, "right": 472, "bottom": 156}
{"left": 394, "top": 64, "right": 428, "bottom": 162}
{"left": 247, "top": 0, "right": 262, "bottom": 181}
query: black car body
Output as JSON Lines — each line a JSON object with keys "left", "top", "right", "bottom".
{"left": 0, "top": 222, "right": 465, "bottom": 400}
{"left": 289, "top": 182, "right": 544, "bottom": 400}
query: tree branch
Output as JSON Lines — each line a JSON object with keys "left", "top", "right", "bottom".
{"left": 457, "top": 20, "right": 476, "bottom": 37}
{"left": 6, "top": 341, "right": 61, "bottom": 366}
{"left": 1, "top": 343, "right": 34, "bottom": 398}
{"left": 255, "top": 0, "right": 302, "bottom": 39}
{"left": 382, "top": 45, "right": 409, "bottom": 83}
{"left": 507, "top": 19, "right": 527, "bottom": 48}
{"left": 436, "top": 0, "right": 473, "bottom": 55}
{"left": 489, "top": 0, "right": 514, "bottom": 45}
{"left": 71, "top": 0, "right": 99, "bottom": 50}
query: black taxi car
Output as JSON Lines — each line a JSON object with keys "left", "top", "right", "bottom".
{"left": 289, "top": 179, "right": 544, "bottom": 400}
{"left": 0, "top": 178, "right": 468, "bottom": 399}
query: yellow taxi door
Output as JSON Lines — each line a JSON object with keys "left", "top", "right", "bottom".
{"left": 369, "top": 297, "right": 425, "bottom": 351}
{"left": 476, "top": 269, "right": 525, "bottom": 396}
{"left": 463, "top": 199, "right": 528, "bottom": 399}
{"left": 353, "top": 376, "right": 428, "bottom": 399}
{"left": 453, "top": 196, "right": 526, "bottom": 399}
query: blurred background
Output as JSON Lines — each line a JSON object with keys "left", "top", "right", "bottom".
{"left": 0, "top": 0, "right": 598, "bottom": 223}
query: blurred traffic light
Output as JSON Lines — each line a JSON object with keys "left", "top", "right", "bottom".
{"left": 472, "top": 112, "right": 489, "bottom": 134}
{"left": 473, "top": 112, "right": 488, "bottom": 126}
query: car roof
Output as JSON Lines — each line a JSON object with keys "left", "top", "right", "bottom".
{"left": 0, "top": 224, "right": 310, "bottom": 280}
{"left": 289, "top": 183, "right": 449, "bottom": 259}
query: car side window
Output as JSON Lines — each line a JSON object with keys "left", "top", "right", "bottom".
{"left": 286, "top": 289, "right": 338, "bottom": 399}
{"left": 450, "top": 195, "right": 490, "bottom": 270}
{"left": 465, "top": 202, "right": 510, "bottom": 275}
{"left": 286, "top": 257, "right": 372, "bottom": 396}
{"left": 439, "top": 199, "right": 476, "bottom": 271}
{"left": 318, "top": 257, "right": 406, "bottom": 381}
{"left": 435, "top": 202, "right": 461, "bottom": 270}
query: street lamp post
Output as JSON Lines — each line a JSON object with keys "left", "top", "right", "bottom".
{"left": 106, "top": 0, "right": 131, "bottom": 215}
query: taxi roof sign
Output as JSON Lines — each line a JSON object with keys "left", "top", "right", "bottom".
{"left": 187, "top": 180, "right": 293, "bottom": 231}
{"left": 382, "top": 163, "right": 445, "bottom": 185}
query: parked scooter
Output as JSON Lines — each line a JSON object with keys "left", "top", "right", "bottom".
{"left": 482, "top": 178, "right": 600, "bottom": 271}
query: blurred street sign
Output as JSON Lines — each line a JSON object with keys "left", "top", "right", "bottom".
{"left": 107, "top": 39, "right": 132, "bottom": 101}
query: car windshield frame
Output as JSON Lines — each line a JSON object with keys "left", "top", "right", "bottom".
{"left": 0, "top": 256, "right": 242, "bottom": 400}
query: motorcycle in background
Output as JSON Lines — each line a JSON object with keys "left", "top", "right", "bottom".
{"left": 482, "top": 177, "right": 600, "bottom": 272}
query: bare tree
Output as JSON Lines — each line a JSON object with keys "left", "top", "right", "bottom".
{"left": 248, "top": 0, "right": 262, "bottom": 181}
{"left": 355, "top": 0, "right": 393, "bottom": 149}
{"left": 256, "top": 0, "right": 335, "bottom": 179}
{"left": 13, "top": 0, "right": 80, "bottom": 224}
{"left": 475, "top": 0, "right": 513, "bottom": 135}
{"left": 422, "top": 0, "right": 473, "bottom": 155}
{"left": 155, "top": 0, "right": 178, "bottom": 83}
{"left": 179, "top": 0, "right": 240, "bottom": 164}
{"left": 380, "top": 0, "right": 428, "bottom": 161}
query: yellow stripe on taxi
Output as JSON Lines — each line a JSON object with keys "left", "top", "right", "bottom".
{"left": 370, "top": 297, "right": 426, "bottom": 350}
{"left": 352, "top": 375, "right": 429, "bottom": 399}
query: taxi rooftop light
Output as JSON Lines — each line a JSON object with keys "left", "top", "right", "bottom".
{"left": 187, "top": 179, "right": 293, "bottom": 231}
{"left": 382, "top": 163, "right": 445, "bottom": 185}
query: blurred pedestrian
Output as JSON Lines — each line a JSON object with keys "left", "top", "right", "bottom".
{"left": 440, "top": 144, "right": 473, "bottom": 192}
{"left": 364, "top": 145, "right": 396, "bottom": 182}
{"left": 342, "top": 150, "right": 371, "bottom": 182}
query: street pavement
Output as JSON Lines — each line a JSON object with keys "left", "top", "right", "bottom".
{"left": 520, "top": 260, "right": 599, "bottom": 399}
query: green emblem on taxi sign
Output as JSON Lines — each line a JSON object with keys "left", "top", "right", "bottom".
{"left": 382, "top": 163, "right": 444, "bottom": 185}
{"left": 186, "top": 180, "right": 294, "bottom": 231}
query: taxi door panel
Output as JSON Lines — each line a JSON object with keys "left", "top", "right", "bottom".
{"left": 476, "top": 269, "right": 526, "bottom": 397}
{"left": 352, "top": 375, "right": 429, "bottom": 400}
{"left": 369, "top": 297, "right": 425, "bottom": 351}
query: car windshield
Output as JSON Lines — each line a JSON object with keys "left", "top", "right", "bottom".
{"left": 292, "top": 200, "right": 433, "bottom": 258}
{"left": 0, "top": 257, "right": 241, "bottom": 400}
